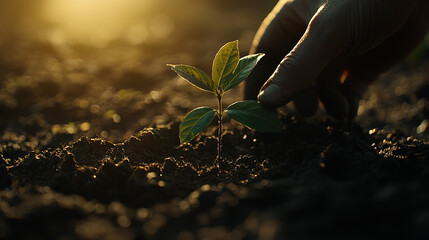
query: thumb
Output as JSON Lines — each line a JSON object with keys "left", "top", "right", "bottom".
{"left": 258, "top": 4, "right": 341, "bottom": 107}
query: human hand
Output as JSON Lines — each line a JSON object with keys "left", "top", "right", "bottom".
{"left": 244, "top": 0, "right": 429, "bottom": 120}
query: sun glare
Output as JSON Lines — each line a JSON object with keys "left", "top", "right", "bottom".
{"left": 43, "top": 0, "right": 160, "bottom": 47}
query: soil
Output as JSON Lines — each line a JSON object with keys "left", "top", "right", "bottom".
{"left": 1, "top": 1, "right": 429, "bottom": 239}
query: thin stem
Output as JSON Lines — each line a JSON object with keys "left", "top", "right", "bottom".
{"left": 217, "top": 94, "right": 223, "bottom": 164}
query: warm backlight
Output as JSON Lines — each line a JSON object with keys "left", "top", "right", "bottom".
{"left": 43, "top": 0, "right": 171, "bottom": 47}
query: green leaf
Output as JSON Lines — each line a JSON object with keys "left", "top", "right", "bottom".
{"left": 179, "top": 107, "right": 217, "bottom": 144}
{"left": 212, "top": 40, "right": 239, "bottom": 88}
{"left": 168, "top": 64, "right": 215, "bottom": 92}
{"left": 225, "top": 100, "right": 282, "bottom": 132}
{"left": 221, "top": 53, "right": 264, "bottom": 91}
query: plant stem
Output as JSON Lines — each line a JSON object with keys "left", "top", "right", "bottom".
{"left": 217, "top": 94, "right": 223, "bottom": 164}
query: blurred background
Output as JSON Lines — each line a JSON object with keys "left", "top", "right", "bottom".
{"left": 0, "top": 0, "right": 276, "bottom": 72}
{"left": 0, "top": 0, "right": 428, "bottom": 146}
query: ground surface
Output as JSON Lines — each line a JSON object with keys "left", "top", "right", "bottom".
{"left": 1, "top": 1, "right": 429, "bottom": 239}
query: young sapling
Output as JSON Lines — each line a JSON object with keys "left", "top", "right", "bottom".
{"left": 168, "top": 40, "right": 282, "bottom": 163}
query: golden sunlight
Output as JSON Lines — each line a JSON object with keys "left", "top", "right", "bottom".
{"left": 43, "top": 0, "right": 159, "bottom": 47}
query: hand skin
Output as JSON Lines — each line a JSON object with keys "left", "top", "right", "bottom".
{"left": 244, "top": 0, "right": 429, "bottom": 121}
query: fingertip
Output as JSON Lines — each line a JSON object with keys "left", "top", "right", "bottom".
{"left": 342, "top": 87, "right": 362, "bottom": 120}
{"left": 341, "top": 73, "right": 371, "bottom": 120}
{"left": 257, "top": 84, "right": 285, "bottom": 107}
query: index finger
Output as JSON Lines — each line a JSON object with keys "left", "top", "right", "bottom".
{"left": 244, "top": 0, "right": 317, "bottom": 100}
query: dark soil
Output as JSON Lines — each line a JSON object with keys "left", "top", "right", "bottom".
{"left": 1, "top": 1, "right": 429, "bottom": 239}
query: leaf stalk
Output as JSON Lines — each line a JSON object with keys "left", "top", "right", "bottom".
{"left": 216, "top": 92, "right": 223, "bottom": 165}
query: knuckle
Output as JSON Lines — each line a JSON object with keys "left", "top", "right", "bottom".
{"left": 278, "top": 55, "right": 301, "bottom": 80}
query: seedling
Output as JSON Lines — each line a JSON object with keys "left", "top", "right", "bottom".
{"left": 168, "top": 40, "right": 282, "bottom": 163}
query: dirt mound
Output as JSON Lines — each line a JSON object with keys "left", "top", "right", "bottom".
{"left": 2, "top": 115, "right": 429, "bottom": 239}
